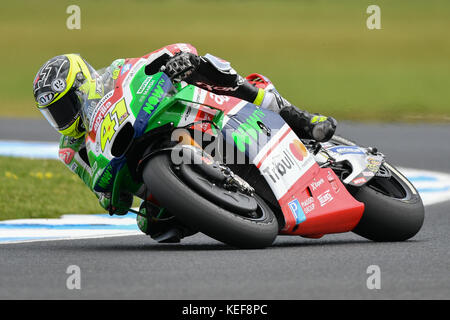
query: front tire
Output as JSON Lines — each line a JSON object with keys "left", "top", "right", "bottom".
{"left": 142, "top": 153, "right": 279, "bottom": 248}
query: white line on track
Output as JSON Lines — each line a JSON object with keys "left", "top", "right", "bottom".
{"left": 399, "top": 167, "right": 450, "bottom": 206}
{"left": 0, "top": 140, "right": 58, "bottom": 159}
{"left": 0, "top": 213, "right": 141, "bottom": 245}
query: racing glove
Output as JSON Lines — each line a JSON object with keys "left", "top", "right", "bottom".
{"left": 161, "top": 51, "right": 201, "bottom": 82}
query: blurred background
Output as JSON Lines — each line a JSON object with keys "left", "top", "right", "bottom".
{"left": 1, "top": 0, "right": 449, "bottom": 121}
{"left": 0, "top": 0, "right": 449, "bottom": 219}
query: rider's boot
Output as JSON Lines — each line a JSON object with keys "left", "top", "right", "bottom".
{"left": 137, "top": 200, "right": 197, "bottom": 243}
{"left": 247, "top": 73, "right": 337, "bottom": 142}
{"left": 279, "top": 105, "right": 337, "bottom": 142}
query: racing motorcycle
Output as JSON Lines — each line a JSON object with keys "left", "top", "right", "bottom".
{"left": 83, "top": 56, "right": 425, "bottom": 248}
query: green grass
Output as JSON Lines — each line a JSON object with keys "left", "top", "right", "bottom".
{"left": 0, "top": 157, "right": 142, "bottom": 220}
{"left": 0, "top": 157, "right": 139, "bottom": 220}
{"left": 0, "top": 0, "right": 449, "bottom": 122}
{"left": 0, "top": 157, "right": 106, "bottom": 220}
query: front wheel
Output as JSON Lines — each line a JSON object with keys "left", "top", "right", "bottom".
{"left": 142, "top": 153, "right": 279, "bottom": 249}
{"left": 350, "top": 162, "right": 425, "bottom": 241}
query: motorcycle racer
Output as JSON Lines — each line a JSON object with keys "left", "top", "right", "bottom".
{"left": 32, "top": 43, "right": 337, "bottom": 241}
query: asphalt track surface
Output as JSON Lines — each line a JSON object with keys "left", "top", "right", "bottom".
{"left": 0, "top": 119, "right": 449, "bottom": 299}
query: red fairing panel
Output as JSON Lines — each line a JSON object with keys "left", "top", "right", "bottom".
{"left": 279, "top": 165, "right": 364, "bottom": 237}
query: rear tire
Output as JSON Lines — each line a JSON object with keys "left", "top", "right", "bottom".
{"left": 350, "top": 162, "right": 425, "bottom": 241}
{"left": 142, "top": 153, "right": 279, "bottom": 249}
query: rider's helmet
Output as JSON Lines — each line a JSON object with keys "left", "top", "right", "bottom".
{"left": 33, "top": 54, "right": 99, "bottom": 138}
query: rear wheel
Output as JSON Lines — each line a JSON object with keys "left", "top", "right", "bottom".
{"left": 142, "top": 153, "right": 279, "bottom": 249}
{"left": 330, "top": 135, "right": 424, "bottom": 241}
{"left": 350, "top": 162, "right": 424, "bottom": 241}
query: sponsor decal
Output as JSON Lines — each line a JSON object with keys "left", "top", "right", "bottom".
{"left": 327, "top": 170, "right": 335, "bottom": 181}
{"left": 112, "top": 69, "right": 120, "bottom": 80}
{"left": 93, "top": 102, "right": 111, "bottom": 133}
{"left": 142, "top": 77, "right": 166, "bottom": 115}
{"left": 136, "top": 76, "right": 154, "bottom": 95}
{"left": 352, "top": 177, "right": 367, "bottom": 185}
{"left": 362, "top": 171, "right": 375, "bottom": 177}
{"left": 300, "top": 197, "right": 315, "bottom": 214}
{"left": 311, "top": 178, "right": 325, "bottom": 191}
{"left": 257, "top": 129, "right": 315, "bottom": 200}
{"left": 331, "top": 180, "right": 340, "bottom": 193}
{"left": 261, "top": 138, "right": 312, "bottom": 184}
{"left": 70, "top": 162, "right": 78, "bottom": 173}
{"left": 195, "top": 81, "right": 239, "bottom": 92}
{"left": 121, "top": 63, "right": 131, "bottom": 75}
{"left": 289, "top": 139, "right": 308, "bottom": 161}
{"left": 261, "top": 149, "right": 297, "bottom": 184}
{"left": 115, "top": 99, "right": 129, "bottom": 125}
{"left": 59, "top": 148, "right": 75, "bottom": 165}
{"left": 318, "top": 190, "right": 333, "bottom": 207}
{"left": 193, "top": 108, "right": 215, "bottom": 132}
{"left": 183, "top": 105, "right": 192, "bottom": 122}
{"left": 94, "top": 77, "right": 103, "bottom": 97}
{"left": 122, "top": 59, "right": 146, "bottom": 89}
{"left": 288, "top": 199, "right": 306, "bottom": 224}
{"left": 51, "top": 78, "right": 66, "bottom": 92}
{"left": 232, "top": 109, "right": 266, "bottom": 152}
{"left": 208, "top": 92, "right": 230, "bottom": 105}
{"left": 37, "top": 92, "right": 55, "bottom": 106}
{"left": 97, "top": 165, "right": 114, "bottom": 189}
{"left": 89, "top": 90, "right": 114, "bottom": 132}
{"left": 367, "top": 157, "right": 382, "bottom": 172}
{"left": 329, "top": 146, "right": 365, "bottom": 155}
{"left": 327, "top": 170, "right": 340, "bottom": 193}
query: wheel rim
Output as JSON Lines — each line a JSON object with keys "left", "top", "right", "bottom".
{"left": 366, "top": 164, "right": 413, "bottom": 201}
{"left": 172, "top": 162, "right": 270, "bottom": 222}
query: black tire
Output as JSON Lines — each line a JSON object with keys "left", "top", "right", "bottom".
{"left": 350, "top": 162, "right": 425, "bottom": 241}
{"left": 142, "top": 153, "right": 279, "bottom": 249}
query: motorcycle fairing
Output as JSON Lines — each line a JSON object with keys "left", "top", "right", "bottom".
{"left": 220, "top": 103, "right": 364, "bottom": 235}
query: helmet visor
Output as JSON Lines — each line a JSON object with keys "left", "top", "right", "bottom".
{"left": 39, "top": 90, "right": 81, "bottom": 131}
